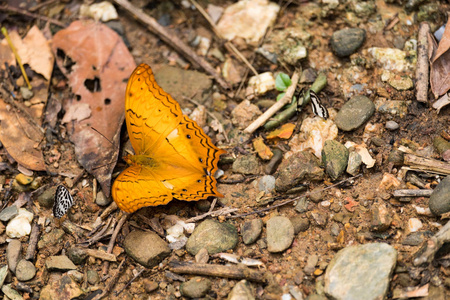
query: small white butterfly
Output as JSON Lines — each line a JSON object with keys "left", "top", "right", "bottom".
{"left": 53, "top": 185, "right": 74, "bottom": 218}
{"left": 309, "top": 90, "right": 329, "bottom": 119}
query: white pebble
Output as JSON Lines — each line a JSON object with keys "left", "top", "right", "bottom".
{"left": 407, "top": 218, "right": 423, "bottom": 233}
{"left": 6, "top": 208, "right": 34, "bottom": 238}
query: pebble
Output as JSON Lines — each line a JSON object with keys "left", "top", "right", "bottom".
{"left": 275, "top": 151, "right": 324, "bottom": 192}
{"left": 330, "top": 28, "right": 366, "bottom": 57}
{"left": 387, "top": 75, "right": 414, "bottom": 91}
{"left": 385, "top": 120, "right": 399, "bottom": 131}
{"left": 241, "top": 218, "right": 263, "bottom": 245}
{"left": 45, "top": 255, "right": 77, "bottom": 271}
{"left": 267, "top": 216, "right": 294, "bottom": 253}
{"left": 370, "top": 203, "right": 392, "bottom": 232}
{"left": 322, "top": 140, "right": 349, "bottom": 180}
{"left": 143, "top": 279, "right": 159, "bottom": 293}
{"left": 15, "top": 259, "right": 36, "bottom": 281}
{"left": 324, "top": 243, "right": 397, "bottom": 300}
{"left": 67, "top": 247, "right": 89, "bottom": 265}
{"left": 228, "top": 280, "right": 255, "bottom": 300}
{"left": 377, "top": 100, "right": 408, "bottom": 117}
{"left": 37, "top": 186, "right": 57, "bottom": 208}
{"left": 0, "top": 205, "right": 19, "bottom": 222}
{"left": 334, "top": 95, "right": 375, "bottom": 131}
{"left": 429, "top": 176, "right": 450, "bottom": 216}
{"left": 387, "top": 149, "right": 404, "bottom": 166}
{"left": 86, "top": 270, "right": 99, "bottom": 285}
{"left": 67, "top": 270, "right": 84, "bottom": 283}
{"left": 38, "top": 228, "right": 65, "bottom": 249}
{"left": 407, "top": 218, "right": 423, "bottom": 233}
{"left": 289, "top": 216, "right": 310, "bottom": 234}
{"left": 180, "top": 277, "right": 211, "bottom": 298}
{"left": 195, "top": 248, "right": 209, "bottom": 264}
{"left": 402, "top": 232, "right": 429, "bottom": 246}
{"left": 186, "top": 219, "right": 238, "bottom": 255}
{"left": 2, "top": 284, "right": 23, "bottom": 300}
{"left": 15, "top": 173, "right": 34, "bottom": 185}
{"left": 0, "top": 265, "right": 8, "bottom": 287}
{"left": 40, "top": 274, "right": 84, "bottom": 300}
{"left": 265, "top": 148, "right": 283, "bottom": 174}
{"left": 232, "top": 155, "right": 261, "bottom": 175}
{"left": 7, "top": 239, "right": 22, "bottom": 273}
{"left": 95, "top": 190, "right": 111, "bottom": 206}
{"left": 309, "top": 188, "right": 323, "bottom": 203}
{"left": 257, "top": 175, "right": 276, "bottom": 193}
{"left": 231, "top": 100, "right": 262, "bottom": 128}
{"left": 346, "top": 151, "right": 362, "bottom": 176}
{"left": 294, "top": 197, "right": 308, "bottom": 213}
{"left": 304, "top": 254, "right": 319, "bottom": 275}
{"left": 6, "top": 208, "right": 34, "bottom": 238}
{"left": 310, "top": 210, "right": 328, "bottom": 227}
{"left": 123, "top": 230, "right": 171, "bottom": 268}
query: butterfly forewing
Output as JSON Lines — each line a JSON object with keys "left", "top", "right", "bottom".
{"left": 310, "top": 90, "right": 329, "bottom": 119}
{"left": 53, "top": 185, "right": 74, "bottom": 218}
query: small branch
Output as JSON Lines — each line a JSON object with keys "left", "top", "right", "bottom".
{"left": 169, "top": 260, "right": 266, "bottom": 283}
{"left": 404, "top": 153, "right": 450, "bottom": 175}
{"left": 415, "top": 22, "right": 430, "bottom": 103}
{"left": 244, "top": 70, "right": 301, "bottom": 134}
{"left": 25, "top": 222, "right": 41, "bottom": 261}
{"left": 0, "top": 5, "right": 65, "bottom": 27}
{"left": 393, "top": 189, "right": 433, "bottom": 197}
{"left": 185, "top": 206, "right": 238, "bottom": 223}
{"left": 93, "top": 259, "right": 126, "bottom": 300}
{"left": 102, "top": 213, "right": 129, "bottom": 275}
{"left": 112, "top": 0, "right": 229, "bottom": 90}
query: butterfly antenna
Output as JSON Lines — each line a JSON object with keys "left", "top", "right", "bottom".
{"left": 90, "top": 127, "right": 114, "bottom": 145}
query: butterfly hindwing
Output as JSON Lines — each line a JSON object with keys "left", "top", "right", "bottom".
{"left": 53, "top": 185, "right": 74, "bottom": 218}
{"left": 309, "top": 90, "right": 329, "bottom": 119}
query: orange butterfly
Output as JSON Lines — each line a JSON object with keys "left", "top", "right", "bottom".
{"left": 112, "top": 64, "right": 225, "bottom": 213}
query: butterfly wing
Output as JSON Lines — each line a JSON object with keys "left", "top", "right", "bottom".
{"left": 53, "top": 185, "right": 74, "bottom": 218}
{"left": 112, "top": 64, "right": 224, "bottom": 213}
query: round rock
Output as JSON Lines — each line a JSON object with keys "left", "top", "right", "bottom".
{"left": 180, "top": 277, "right": 211, "bottom": 298}
{"left": 267, "top": 216, "right": 294, "bottom": 253}
{"left": 186, "top": 219, "right": 238, "bottom": 255}
{"left": 385, "top": 120, "right": 399, "bottom": 131}
{"left": 330, "top": 28, "right": 366, "bottom": 57}
{"left": 124, "top": 230, "right": 171, "bottom": 268}
{"left": 241, "top": 218, "right": 263, "bottom": 245}
{"left": 335, "top": 95, "right": 375, "bottom": 131}
{"left": 15, "top": 259, "right": 36, "bottom": 281}
{"left": 429, "top": 176, "right": 450, "bottom": 216}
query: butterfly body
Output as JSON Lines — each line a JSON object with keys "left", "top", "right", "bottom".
{"left": 112, "top": 64, "right": 225, "bottom": 213}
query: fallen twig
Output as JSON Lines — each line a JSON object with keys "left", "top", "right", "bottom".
{"left": 393, "top": 189, "right": 433, "bottom": 197}
{"left": 0, "top": 5, "right": 65, "bottom": 27}
{"left": 404, "top": 153, "right": 450, "bottom": 175}
{"left": 25, "top": 222, "right": 41, "bottom": 261}
{"left": 244, "top": 69, "right": 301, "bottom": 134}
{"left": 169, "top": 260, "right": 267, "bottom": 283}
{"left": 185, "top": 206, "right": 239, "bottom": 223}
{"left": 102, "top": 213, "right": 129, "bottom": 275}
{"left": 415, "top": 22, "right": 430, "bottom": 103}
{"left": 112, "top": 0, "right": 229, "bottom": 90}
{"left": 93, "top": 259, "right": 126, "bottom": 300}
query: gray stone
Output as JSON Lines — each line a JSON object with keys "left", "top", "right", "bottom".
{"left": 87, "top": 270, "right": 99, "bottom": 284}
{"left": 0, "top": 265, "right": 8, "bottom": 287}
{"left": 385, "top": 120, "right": 399, "bottom": 131}
{"left": 276, "top": 151, "right": 324, "bottom": 192}
{"left": 2, "top": 284, "right": 23, "bottom": 300}
{"left": 20, "top": 87, "right": 34, "bottom": 100}
{"left": 241, "top": 219, "right": 263, "bottom": 245}
{"left": 180, "top": 276, "right": 211, "bottom": 298}
{"left": 15, "top": 259, "right": 36, "bottom": 281}
{"left": 0, "top": 205, "right": 19, "bottom": 221}
{"left": 290, "top": 216, "right": 310, "bottom": 234}
{"left": 7, "top": 239, "right": 22, "bottom": 273}
{"left": 402, "top": 232, "right": 430, "bottom": 246}
{"left": 324, "top": 243, "right": 397, "bottom": 300}
{"left": 330, "top": 28, "right": 366, "bottom": 57}
{"left": 294, "top": 197, "right": 308, "bottom": 213}
{"left": 257, "top": 175, "right": 276, "bottom": 193}
{"left": 346, "top": 151, "right": 362, "bottom": 176}
{"left": 124, "top": 230, "right": 171, "bottom": 268}
{"left": 45, "top": 255, "right": 77, "bottom": 271}
{"left": 304, "top": 254, "right": 319, "bottom": 274}
{"left": 228, "top": 280, "right": 255, "bottom": 300}
{"left": 37, "top": 186, "right": 57, "bottom": 208}
{"left": 67, "top": 247, "right": 88, "bottom": 265}
{"left": 267, "top": 216, "right": 294, "bottom": 253}
{"left": 95, "top": 190, "right": 111, "bottom": 206}
{"left": 335, "top": 95, "right": 375, "bottom": 131}
{"left": 186, "top": 219, "right": 238, "bottom": 255}
{"left": 429, "top": 176, "right": 450, "bottom": 216}
{"left": 232, "top": 155, "right": 261, "bottom": 175}
{"left": 322, "top": 140, "right": 349, "bottom": 180}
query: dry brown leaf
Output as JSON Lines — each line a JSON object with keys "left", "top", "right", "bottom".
{"left": 430, "top": 17, "right": 450, "bottom": 98}
{"left": 52, "top": 20, "right": 136, "bottom": 197}
{"left": 253, "top": 136, "right": 273, "bottom": 160}
{"left": 0, "top": 100, "right": 46, "bottom": 171}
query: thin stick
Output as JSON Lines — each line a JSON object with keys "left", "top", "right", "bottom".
{"left": 244, "top": 69, "right": 301, "bottom": 134}
{"left": 189, "top": 0, "right": 258, "bottom": 76}
{"left": 93, "top": 259, "right": 126, "bottom": 300}
{"left": 112, "top": 0, "right": 229, "bottom": 90}
{"left": 102, "top": 213, "right": 129, "bottom": 275}
{"left": 25, "top": 222, "right": 41, "bottom": 261}
{"left": 29, "top": 0, "right": 58, "bottom": 12}
{"left": 185, "top": 206, "right": 238, "bottom": 223}
{"left": 1, "top": 27, "right": 32, "bottom": 90}
{"left": 0, "top": 6, "right": 65, "bottom": 27}
{"left": 415, "top": 22, "right": 430, "bottom": 103}
{"left": 393, "top": 189, "right": 433, "bottom": 197}
{"left": 169, "top": 260, "right": 266, "bottom": 283}
{"left": 229, "top": 174, "right": 362, "bottom": 218}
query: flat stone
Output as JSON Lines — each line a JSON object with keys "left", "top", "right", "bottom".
{"left": 228, "top": 280, "right": 255, "bottom": 300}
{"left": 186, "top": 219, "right": 238, "bottom": 255}
{"left": 290, "top": 216, "right": 310, "bottom": 234}
{"left": 180, "top": 277, "right": 211, "bottom": 298}
{"left": 241, "top": 219, "right": 263, "bottom": 245}
{"left": 124, "top": 230, "right": 171, "bottom": 268}
{"left": 0, "top": 205, "right": 19, "bottom": 222}
{"left": 429, "top": 176, "right": 450, "bottom": 216}
{"left": 0, "top": 265, "right": 8, "bottom": 287}
{"left": 267, "top": 216, "right": 294, "bottom": 253}
{"left": 37, "top": 186, "right": 57, "bottom": 208}
{"left": 324, "top": 243, "right": 397, "bottom": 300}
{"left": 232, "top": 155, "right": 261, "bottom": 175}
{"left": 40, "top": 274, "right": 84, "bottom": 300}
{"left": 335, "top": 95, "right": 375, "bottom": 131}
{"left": 15, "top": 259, "right": 36, "bottom": 281}
{"left": 87, "top": 270, "right": 99, "bottom": 285}
{"left": 7, "top": 239, "right": 22, "bottom": 273}
{"left": 2, "top": 284, "right": 23, "bottom": 300}
{"left": 45, "top": 255, "right": 77, "bottom": 271}
{"left": 322, "top": 140, "right": 349, "bottom": 180}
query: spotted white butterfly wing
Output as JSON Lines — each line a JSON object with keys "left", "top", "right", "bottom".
{"left": 53, "top": 185, "right": 74, "bottom": 218}
{"left": 310, "top": 90, "right": 329, "bottom": 119}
